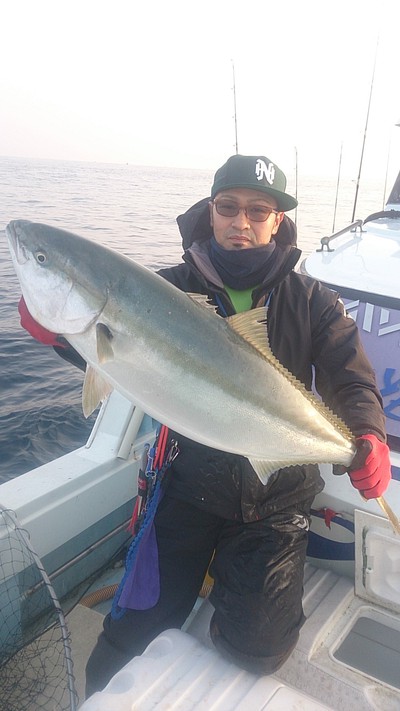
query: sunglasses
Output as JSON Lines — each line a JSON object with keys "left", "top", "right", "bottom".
{"left": 212, "top": 199, "right": 279, "bottom": 222}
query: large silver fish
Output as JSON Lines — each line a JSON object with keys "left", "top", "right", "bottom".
{"left": 6, "top": 219, "right": 356, "bottom": 484}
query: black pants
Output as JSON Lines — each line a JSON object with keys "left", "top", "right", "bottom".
{"left": 85, "top": 493, "right": 312, "bottom": 696}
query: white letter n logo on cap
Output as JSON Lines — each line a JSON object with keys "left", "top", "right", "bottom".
{"left": 255, "top": 159, "right": 275, "bottom": 185}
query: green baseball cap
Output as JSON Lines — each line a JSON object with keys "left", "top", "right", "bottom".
{"left": 211, "top": 154, "right": 297, "bottom": 212}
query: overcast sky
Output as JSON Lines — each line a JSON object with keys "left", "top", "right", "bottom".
{"left": 1, "top": 0, "right": 399, "bottom": 180}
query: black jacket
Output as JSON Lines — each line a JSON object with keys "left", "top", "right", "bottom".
{"left": 154, "top": 199, "right": 386, "bottom": 521}
{"left": 56, "top": 199, "right": 386, "bottom": 522}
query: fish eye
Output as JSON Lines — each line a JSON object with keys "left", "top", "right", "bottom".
{"left": 35, "top": 251, "right": 47, "bottom": 264}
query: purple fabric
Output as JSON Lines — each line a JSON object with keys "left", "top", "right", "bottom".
{"left": 118, "top": 522, "right": 160, "bottom": 610}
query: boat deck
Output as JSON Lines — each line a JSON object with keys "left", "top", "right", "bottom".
{"left": 69, "top": 562, "right": 400, "bottom": 710}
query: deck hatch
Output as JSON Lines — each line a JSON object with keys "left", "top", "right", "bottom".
{"left": 333, "top": 611, "right": 400, "bottom": 689}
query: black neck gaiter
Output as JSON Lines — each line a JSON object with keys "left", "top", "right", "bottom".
{"left": 209, "top": 236, "right": 278, "bottom": 289}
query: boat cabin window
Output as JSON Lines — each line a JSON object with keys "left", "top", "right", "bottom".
{"left": 387, "top": 171, "right": 400, "bottom": 205}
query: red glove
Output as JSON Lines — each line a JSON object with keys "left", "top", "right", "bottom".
{"left": 18, "top": 296, "right": 63, "bottom": 347}
{"left": 348, "top": 434, "right": 391, "bottom": 499}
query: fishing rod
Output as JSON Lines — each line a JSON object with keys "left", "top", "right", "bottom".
{"left": 232, "top": 60, "right": 238, "bottom": 154}
{"left": 332, "top": 142, "right": 343, "bottom": 233}
{"left": 294, "top": 146, "right": 298, "bottom": 226}
{"left": 382, "top": 138, "right": 391, "bottom": 209}
{"left": 351, "top": 40, "right": 379, "bottom": 222}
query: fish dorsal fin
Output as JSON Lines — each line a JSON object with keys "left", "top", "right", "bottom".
{"left": 186, "top": 293, "right": 218, "bottom": 313}
{"left": 226, "top": 307, "right": 272, "bottom": 360}
{"left": 96, "top": 323, "right": 114, "bottom": 364}
{"left": 82, "top": 365, "right": 113, "bottom": 417}
{"left": 226, "top": 307, "right": 309, "bottom": 394}
{"left": 227, "top": 307, "right": 354, "bottom": 443}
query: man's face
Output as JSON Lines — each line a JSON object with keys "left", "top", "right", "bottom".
{"left": 209, "top": 188, "right": 284, "bottom": 250}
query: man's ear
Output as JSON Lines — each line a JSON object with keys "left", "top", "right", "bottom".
{"left": 271, "top": 212, "right": 284, "bottom": 235}
{"left": 209, "top": 201, "right": 214, "bottom": 227}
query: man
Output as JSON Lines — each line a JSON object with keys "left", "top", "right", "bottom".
{"left": 19, "top": 154, "right": 391, "bottom": 694}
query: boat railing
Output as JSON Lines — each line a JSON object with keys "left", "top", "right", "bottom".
{"left": 317, "top": 219, "right": 364, "bottom": 252}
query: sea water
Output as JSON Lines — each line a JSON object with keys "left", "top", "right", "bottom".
{"left": 0, "top": 156, "right": 387, "bottom": 482}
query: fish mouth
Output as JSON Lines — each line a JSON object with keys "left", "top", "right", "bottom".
{"left": 6, "top": 221, "right": 29, "bottom": 265}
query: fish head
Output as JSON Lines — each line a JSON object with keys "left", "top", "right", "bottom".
{"left": 6, "top": 220, "right": 108, "bottom": 335}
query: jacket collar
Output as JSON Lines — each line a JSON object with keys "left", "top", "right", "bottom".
{"left": 184, "top": 239, "right": 302, "bottom": 295}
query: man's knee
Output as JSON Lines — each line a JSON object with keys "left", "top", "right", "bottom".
{"left": 209, "top": 613, "right": 298, "bottom": 675}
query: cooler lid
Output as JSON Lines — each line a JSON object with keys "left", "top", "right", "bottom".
{"left": 355, "top": 509, "right": 400, "bottom": 613}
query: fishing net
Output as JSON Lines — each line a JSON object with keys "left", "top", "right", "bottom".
{"left": 0, "top": 505, "right": 77, "bottom": 711}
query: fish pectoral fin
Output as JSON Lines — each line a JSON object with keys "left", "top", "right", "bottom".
{"left": 82, "top": 366, "right": 113, "bottom": 417}
{"left": 186, "top": 293, "right": 218, "bottom": 313}
{"left": 96, "top": 322, "right": 114, "bottom": 364}
{"left": 248, "top": 458, "right": 288, "bottom": 485}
